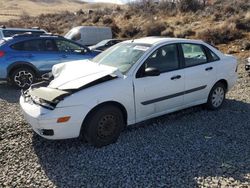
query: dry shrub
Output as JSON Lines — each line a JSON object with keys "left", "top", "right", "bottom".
{"left": 102, "top": 16, "right": 113, "bottom": 24}
{"left": 144, "top": 22, "right": 166, "bottom": 36}
{"left": 121, "top": 24, "right": 140, "bottom": 38}
{"left": 161, "top": 27, "right": 174, "bottom": 37}
{"left": 197, "top": 23, "right": 243, "bottom": 44}
{"left": 92, "top": 15, "right": 100, "bottom": 23}
{"left": 110, "top": 23, "right": 120, "bottom": 38}
{"left": 128, "top": 1, "right": 157, "bottom": 15}
{"left": 177, "top": 0, "right": 203, "bottom": 12}
{"left": 223, "top": 4, "right": 237, "bottom": 15}
{"left": 242, "top": 41, "right": 250, "bottom": 51}
{"left": 175, "top": 28, "right": 195, "bottom": 38}
{"left": 124, "top": 13, "right": 131, "bottom": 20}
{"left": 235, "top": 13, "right": 250, "bottom": 32}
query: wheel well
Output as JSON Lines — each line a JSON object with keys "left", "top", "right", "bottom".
{"left": 81, "top": 101, "right": 128, "bottom": 131}
{"left": 8, "top": 64, "right": 38, "bottom": 78}
{"left": 216, "top": 79, "right": 228, "bottom": 91}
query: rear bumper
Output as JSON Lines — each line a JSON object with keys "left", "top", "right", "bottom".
{"left": 20, "top": 96, "right": 87, "bottom": 140}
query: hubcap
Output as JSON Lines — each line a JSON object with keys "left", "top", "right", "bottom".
{"left": 211, "top": 87, "right": 224, "bottom": 108}
{"left": 97, "top": 114, "right": 117, "bottom": 139}
{"left": 14, "top": 70, "right": 33, "bottom": 88}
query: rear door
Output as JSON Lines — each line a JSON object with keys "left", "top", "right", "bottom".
{"left": 180, "top": 43, "right": 218, "bottom": 105}
{"left": 10, "top": 39, "right": 61, "bottom": 73}
{"left": 133, "top": 44, "right": 185, "bottom": 122}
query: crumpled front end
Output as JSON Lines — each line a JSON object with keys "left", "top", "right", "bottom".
{"left": 20, "top": 87, "right": 86, "bottom": 139}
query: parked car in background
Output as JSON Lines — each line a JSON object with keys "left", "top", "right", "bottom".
{"left": 245, "top": 57, "right": 250, "bottom": 74}
{"left": 0, "top": 33, "right": 99, "bottom": 88}
{"left": 89, "top": 39, "right": 123, "bottom": 51}
{"left": 20, "top": 37, "right": 238, "bottom": 147}
{"left": 65, "top": 26, "right": 112, "bottom": 46}
{"left": 0, "top": 25, "right": 46, "bottom": 39}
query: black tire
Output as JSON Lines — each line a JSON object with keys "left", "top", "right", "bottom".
{"left": 206, "top": 82, "right": 226, "bottom": 110}
{"left": 84, "top": 105, "right": 125, "bottom": 148}
{"left": 10, "top": 67, "right": 36, "bottom": 89}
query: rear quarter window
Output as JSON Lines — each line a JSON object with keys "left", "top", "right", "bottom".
{"left": 11, "top": 42, "right": 24, "bottom": 50}
{"left": 208, "top": 48, "right": 220, "bottom": 62}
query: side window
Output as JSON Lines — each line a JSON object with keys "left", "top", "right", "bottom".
{"left": 11, "top": 40, "right": 46, "bottom": 51}
{"left": 71, "top": 32, "right": 81, "bottom": 41}
{"left": 181, "top": 44, "right": 207, "bottom": 67}
{"left": 144, "top": 44, "right": 179, "bottom": 73}
{"left": 44, "top": 40, "right": 57, "bottom": 51}
{"left": 107, "top": 41, "right": 112, "bottom": 46}
{"left": 209, "top": 49, "right": 220, "bottom": 61}
{"left": 55, "top": 40, "right": 87, "bottom": 54}
{"left": 11, "top": 42, "right": 25, "bottom": 51}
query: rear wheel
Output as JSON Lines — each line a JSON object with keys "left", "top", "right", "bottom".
{"left": 10, "top": 67, "right": 35, "bottom": 89}
{"left": 206, "top": 82, "right": 226, "bottom": 110}
{"left": 84, "top": 105, "right": 125, "bottom": 147}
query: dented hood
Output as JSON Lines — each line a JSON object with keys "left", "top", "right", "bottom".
{"left": 49, "top": 60, "right": 122, "bottom": 90}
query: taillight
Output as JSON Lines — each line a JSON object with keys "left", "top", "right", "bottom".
{"left": 0, "top": 51, "right": 5, "bottom": 57}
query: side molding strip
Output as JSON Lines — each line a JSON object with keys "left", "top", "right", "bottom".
{"left": 141, "top": 85, "right": 207, "bottom": 105}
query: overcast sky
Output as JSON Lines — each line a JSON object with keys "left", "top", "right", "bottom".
{"left": 82, "top": 0, "right": 137, "bottom": 4}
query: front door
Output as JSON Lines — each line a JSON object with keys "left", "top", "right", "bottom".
{"left": 133, "top": 44, "right": 185, "bottom": 122}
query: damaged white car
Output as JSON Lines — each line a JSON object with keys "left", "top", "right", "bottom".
{"left": 20, "top": 37, "right": 238, "bottom": 147}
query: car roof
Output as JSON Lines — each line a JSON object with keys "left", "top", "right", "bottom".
{"left": 70, "top": 26, "right": 111, "bottom": 30}
{"left": 1, "top": 35, "right": 63, "bottom": 45}
{"left": 125, "top": 37, "right": 203, "bottom": 46}
{"left": 12, "top": 34, "right": 62, "bottom": 40}
{"left": 0, "top": 27, "right": 45, "bottom": 32}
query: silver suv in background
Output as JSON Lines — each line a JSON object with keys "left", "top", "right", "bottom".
{"left": 0, "top": 26, "right": 47, "bottom": 40}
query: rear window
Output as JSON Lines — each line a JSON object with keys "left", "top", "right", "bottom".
{"left": 2, "top": 30, "right": 45, "bottom": 37}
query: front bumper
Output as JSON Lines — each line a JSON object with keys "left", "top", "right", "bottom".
{"left": 20, "top": 96, "right": 87, "bottom": 140}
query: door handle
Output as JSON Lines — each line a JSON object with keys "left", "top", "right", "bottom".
{"left": 171, "top": 75, "right": 181, "bottom": 80}
{"left": 205, "top": 67, "right": 213, "bottom": 71}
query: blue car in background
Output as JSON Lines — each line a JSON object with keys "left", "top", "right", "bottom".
{"left": 0, "top": 34, "right": 99, "bottom": 88}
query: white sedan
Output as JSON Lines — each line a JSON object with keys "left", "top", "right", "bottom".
{"left": 20, "top": 37, "right": 237, "bottom": 147}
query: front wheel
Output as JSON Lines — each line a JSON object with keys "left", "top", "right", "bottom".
{"left": 10, "top": 67, "right": 35, "bottom": 89}
{"left": 206, "top": 82, "right": 226, "bottom": 110}
{"left": 84, "top": 105, "right": 125, "bottom": 148}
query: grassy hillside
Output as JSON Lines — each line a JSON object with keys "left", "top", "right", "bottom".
{"left": 0, "top": 0, "right": 115, "bottom": 21}
{"left": 0, "top": 0, "right": 249, "bottom": 58}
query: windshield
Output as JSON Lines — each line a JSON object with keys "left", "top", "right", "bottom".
{"left": 95, "top": 39, "right": 109, "bottom": 47}
{"left": 92, "top": 43, "right": 151, "bottom": 74}
{"left": 65, "top": 29, "right": 81, "bottom": 41}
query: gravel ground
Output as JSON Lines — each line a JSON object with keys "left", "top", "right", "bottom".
{"left": 0, "top": 60, "right": 249, "bottom": 188}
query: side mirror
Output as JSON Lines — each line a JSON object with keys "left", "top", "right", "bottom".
{"left": 144, "top": 67, "right": 160, "bottom": 77}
